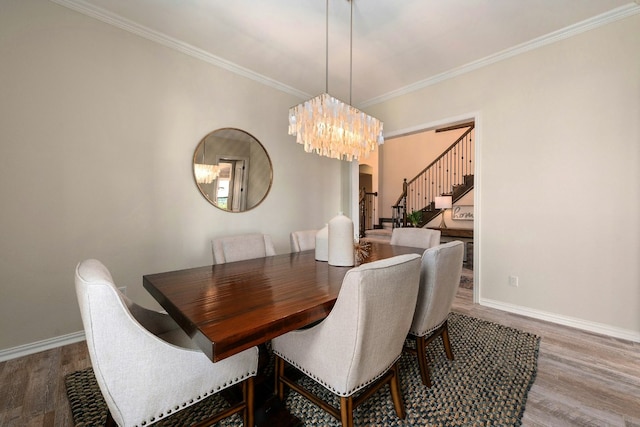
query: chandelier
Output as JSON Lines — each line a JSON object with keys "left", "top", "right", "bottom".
{"left": 194, "top": 140, "right": 220, "bottom": 184}
{"left": 288, "top": 0, "right": 383, "bottom": 162}
{"left": 194, "top": 163, "right": 220, "bottom": 184}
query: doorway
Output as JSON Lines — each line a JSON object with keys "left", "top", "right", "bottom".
{"left": 215, "top": 156, "right": 249, "bottom": 212}
{"left": 356, "top": 114, "right": 479, "bottom": 303}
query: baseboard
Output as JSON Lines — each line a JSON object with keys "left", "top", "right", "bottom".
{"left": 0, "top": 331, "right": 86, "bottom": 362}
{"left": 480, "top": 297, "right": 640, "bottom": 343}
{"left": 3, "top": 299, "right": 639, "bottom": 361}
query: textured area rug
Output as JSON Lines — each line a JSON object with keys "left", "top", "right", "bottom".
{"left": 65, "top": 313, "right": 539, "bottom": 426}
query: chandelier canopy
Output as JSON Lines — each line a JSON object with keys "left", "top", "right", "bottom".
{"left": 288, "top": 0, "right": 384, "bottom": 162}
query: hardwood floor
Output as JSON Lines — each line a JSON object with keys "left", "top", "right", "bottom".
{"left": 0, "top": 338, "right": 90, "bottom": 426}
{"left": 453, "top": 288, "right": 640, "bottom": 427}
{"left": 1, "top": 287, "right": 639, "bottom": 426}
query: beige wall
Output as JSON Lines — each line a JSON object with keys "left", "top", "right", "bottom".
{"left": 0, "top": 0, "right": 344, "bottom": 353}
{"left": 368, "top": 14, "right": 640, "bottom": 338}
{"left": 2, "top": 1, "right": 638, "bottom": 356}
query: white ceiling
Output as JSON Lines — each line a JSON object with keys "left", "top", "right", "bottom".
{"left": 54, "top": 0, "right": 638, "bottom": 106}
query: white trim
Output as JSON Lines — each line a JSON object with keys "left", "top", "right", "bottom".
{"left": 384, "top": 112, "right": 478, "bottom": 139}
{"left": 382, "top": 111, "right": 482, "bottom": 305}
{"left": 361, "top": 4, "right": 640, "bottom": 107}
{"left": 480, "top": 297, "right": 640, "bottom": 343}
{"left": 351, "top": 160, "right": 360, "bottom": 240}
{"left": 49, "top": 0, "right": 640, "bottom": 108}
{"left": 48, "top": 0, "right": 310, "bottom": 100}
{"left": 471, "top": 113, "right": 482, "bottom": 305}
{"left": 0, "top": 331, "right": 85, "bottom": 362}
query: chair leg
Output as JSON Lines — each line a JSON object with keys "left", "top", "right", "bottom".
{"left": 105, "top": 410, "right": 116, "bottom": 427}
{"left": 415, "top": 335, "right": 432, "bottom": 387}
{"left": 339, "top": 396, "right": 354, "bottom": 427}
{"left": 243, "top": 376, "right": 254, "bottom": 427}
{"left": 388, "top": 363, "right": 406, "bottom": 419}
{"left": 441, "top": 321, "right": 455, "bottom": 360}
{"left": 274, "top": 356, "right": 285, "bottom": 400}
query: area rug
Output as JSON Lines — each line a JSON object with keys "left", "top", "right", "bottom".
{"left": 65, "top": 313, "right": 539, "bottom": 426}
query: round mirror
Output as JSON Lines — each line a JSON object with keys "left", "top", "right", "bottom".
{"left": 193, "top": 128, "right": 272, "bottom": 212}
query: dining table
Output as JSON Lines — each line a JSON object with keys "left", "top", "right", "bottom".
{"left": 143, "top": 241, "right": 425, "bottom": 362}
{"left": 142, "top": 241, "right": 425, "bottom": 426}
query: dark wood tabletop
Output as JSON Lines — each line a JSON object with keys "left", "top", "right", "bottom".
{"left": 143, "top": 242, "right": 425, "bottom": 362}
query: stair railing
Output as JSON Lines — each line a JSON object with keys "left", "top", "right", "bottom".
{"left": 392, "top": 179, "right": 408, "bottom": 228}
{"left": 393, "top": 124, "right": 474, "bottom": 227}
{"left": 359, "top": 188, "right": 378, "bottom": 237}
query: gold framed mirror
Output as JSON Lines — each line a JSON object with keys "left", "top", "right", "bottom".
{"left": 193, "top": 128, "right": 272, "bottom": 212}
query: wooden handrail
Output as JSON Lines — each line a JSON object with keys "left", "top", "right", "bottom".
{"left": 406, "top": 124, "right": 474, "bottom": 188}
{"left": 393, "top": 123, "right": 475, "bottom": 228}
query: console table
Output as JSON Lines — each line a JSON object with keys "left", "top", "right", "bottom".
{"left": 428, "top": 227, "right": 474, "bottom": 268}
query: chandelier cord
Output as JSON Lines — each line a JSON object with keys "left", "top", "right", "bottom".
{"left": 287, "top": 0, "right": 383, "bottom": 162}
{"left": 349, "top": 0, "right": 353, "bottom": 105}
{"left": 325, "top": 0, "right": 329, "bottom": 94}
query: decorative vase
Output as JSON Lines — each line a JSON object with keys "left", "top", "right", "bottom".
{"left": 328, "top": 212, "right": 354, "bottom": 267}
{"left": 315, "top": 224, "right": 329, "bottom": 262}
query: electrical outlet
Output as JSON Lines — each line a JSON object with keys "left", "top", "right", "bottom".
{"left": 508, "top": 276, "right": 519, "bottom": 288}
{"left": 118, "top": 286, "right": 127, "bottom": 295}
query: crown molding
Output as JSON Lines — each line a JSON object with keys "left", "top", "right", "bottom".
{"left": 361, "top": 3, "right": 640, "bottom": 107}
{"left": 48, "top": 1, "right": 640, "bottom": 109}
{"left": 48, "top": 0, "right": 311, "bottom": 100}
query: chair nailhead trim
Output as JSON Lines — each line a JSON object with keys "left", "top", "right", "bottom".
{"left": 411, "top": 317, "right": 448, "bottom": 337}
{"left": 275, "top": 351, "right": 401, "bottom": 396}
{"left": 136, "top": 372, "right": 258, "bottom": 426}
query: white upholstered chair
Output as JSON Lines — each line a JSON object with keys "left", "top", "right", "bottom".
{"left": 272, "top": 254, "right": 422, "bottom": 427}
{"left": 390, "top": 227, "right": 441, "bottom": 249}
{"left": 406, "top": 241, "right": 464, "bottom": 386}
{"left": 74, "top": 259, "right": 258, "bottom": 426}
{"left": 289, "top": 229, "right": 318, "bottom": 252}
{"left": 211, "top": 233, "right": 276, "bottom": 264}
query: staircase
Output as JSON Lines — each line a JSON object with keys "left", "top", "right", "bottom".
{"left": 362, "top": 123, "right": 475, "bottom": 241}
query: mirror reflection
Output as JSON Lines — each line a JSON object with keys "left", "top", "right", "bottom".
{"left": 193, "top": 128, "right": 272, "bottom": 212}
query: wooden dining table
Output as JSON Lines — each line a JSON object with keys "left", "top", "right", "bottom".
{"left": 143, "top": 241, "right": 425, "bottom": 363}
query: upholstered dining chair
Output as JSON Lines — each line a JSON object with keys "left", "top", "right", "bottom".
{"left": 272, "top": 254, "right": 422, "bottom": 427}
{"left": 74, "top": 259, "right": 258, "bottom": 427}
{"left": 289, "top": 229, "right": 318, "bottom": 252}
{"left": 211, "top": 233, "right": 276, "bottom": 264}
{"left": 406, "top": 240, "right": 464, "bottom": 387}
{"left": 390, "top": 227, "right": 442, "bottom": 249}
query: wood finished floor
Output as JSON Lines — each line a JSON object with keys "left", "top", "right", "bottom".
{"left": 1, "top": 287, "right": 639, "bottom": 426}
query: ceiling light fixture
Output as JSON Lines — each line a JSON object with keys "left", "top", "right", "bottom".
{"left": 194, "top": 142, "right": 220, "bottom": 184}
{"left": 194, "top": 163, "right": 220, "bottom": 184}
{"left": 288, "top": 0, "right": 383, "bottom": 162}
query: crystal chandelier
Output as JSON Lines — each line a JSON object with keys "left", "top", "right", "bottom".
{"left": 194, "top": 163, "right": 220, "bottom": 184}
{"left": 194, "top": 140, "right": 220, "bottom": 184}
{"left": 288, "top": 0, "right": 383, "bottom": 162}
